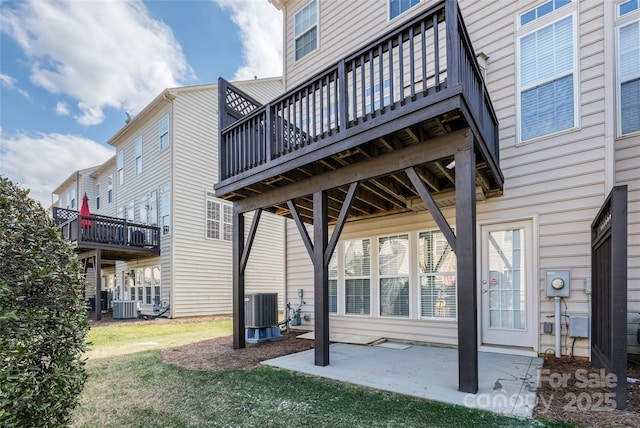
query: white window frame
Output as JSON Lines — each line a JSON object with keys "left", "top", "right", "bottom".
{"left": 344, "top": 238, "right": 371, "bottom": 316}
{"left": 388, "top": 0, "right": 421, "bottom": 21}
{"left": 134, "top": 136, "right": 142, "bottom": 175}
{"left": 378, "top": 234, "right": 410, "bottom": 318}
{"left": 148, "top": 191, "right": 158, "bottom": 226}
{"left": 96, "top": 183, "right": 101, "bottom": 210}
{"left": 616, "top": 16, "right": 640, "bottom": 136}
{"left": 516, "top": 5, "right": 579, "bottom": 144}
{"left": 117, "top": 151, "right": 124, "bottom": 185}
{"left": 294, "top": 0, "right": 319, "bottom": 62}
{"left": 159, "top": 115, "right": 169, "bottom": 150}
{"left": 205, "top": 193, "right": 233, "bottom": 242}
{"left": 107, "top": 175, "right": 113, "bottom": 203}
{"left": 161, "top": 184, "right": 170, "bottom": 235}
{"left": 328, "top": 249, "right": 338, "bottom": 314}
{"left": 418, "top": 229, "right": 457, "bottom": 320}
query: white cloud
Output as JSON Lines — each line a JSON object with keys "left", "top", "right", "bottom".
{"left": 213, "top": 0, "right": 283, "bottom": 81}
{"left": 0, "top": 131, "right": 114, "bottom": 208}
{"left": 0, "top": 72, "right": 31, "bottom": 99}
{"left": 55, "top": 101, "right": 70, "bottom": 116}
{"left": 0, "top": 0, "right": 194, "bottom": 126}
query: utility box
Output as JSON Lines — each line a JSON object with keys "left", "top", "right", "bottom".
{"left": 569, "top": 314, "right": 589, "bottom": 338}
{"left": 245, "top": 293, "right": 278, "bottom": 328}
{"left": 546, "top": 269, "right": 571, "bottom": 297}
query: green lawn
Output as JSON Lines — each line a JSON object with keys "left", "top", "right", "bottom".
{"left": 72, "top": 319, "right": 570, "bottom": 427}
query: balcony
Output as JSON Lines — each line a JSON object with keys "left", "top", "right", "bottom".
{"left": 215, "top": 0, "right": 502, "bottom": 222}
{"left": 53, "top": 207, "right": 160, "bottom": 260}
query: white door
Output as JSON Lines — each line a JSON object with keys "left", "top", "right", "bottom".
{"left": 481, "top": 221, "right": 535, "bottom": 349}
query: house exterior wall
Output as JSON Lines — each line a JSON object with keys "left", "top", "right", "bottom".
{"left": 171, "top": 79, "right": 286, "bottom": 317}
{"left": 279, "top": 0, "right": 639, "bottom": 357}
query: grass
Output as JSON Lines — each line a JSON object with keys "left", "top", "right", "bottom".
{"left": 72, "top": 319, "right": 570, "bottom": 427}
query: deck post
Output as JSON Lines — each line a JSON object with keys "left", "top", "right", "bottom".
{"left": 232, "top": 207, "right": 246, "bottom": 349}
{"left": 94, "top": 249, "right": 102, "bottom": 321}
{"left": 455, "top": 132, "right": 478, "bottom": 394}
{"left": 314, "top": 190, "right": 330, "bottom": 366}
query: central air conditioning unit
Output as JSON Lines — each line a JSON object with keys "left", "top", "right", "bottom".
{"left": 245, "top": 293, "right": 278, "bottom": 328}
{"left": 112, "top": 300, "right": 137, "bottom": 319}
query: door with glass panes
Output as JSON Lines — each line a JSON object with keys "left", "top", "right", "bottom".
{"left": 480, "top": 221, "right": 535, "bottom": 349}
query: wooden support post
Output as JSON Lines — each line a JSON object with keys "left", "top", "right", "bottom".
{"left": 233, "top": 207, "right": 246, "bottom": 349}
{"left": 455, "top": 133, "right": 478, "bottom": 394}
{"left": 314, "top": 190, "right": 330, "bottom": 366}
{"left": 94, "top": 249, "right": 102, "bottom": 322}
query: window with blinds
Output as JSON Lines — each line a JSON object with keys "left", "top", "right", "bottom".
{"left": 418, "top": 230, "right": 456, "bottom": 319}
{"left": 328, "top": 250, "right": 338, "bottom": 313}
{"left": 519, "top": 13, "right": 576, "bottom": 141}
{"left": 344, "top": 239, "right": 371, "bottom": 315}
{"left": 619, "top": 20, "right": 640, "bottom": 134}
{"left": 379, "top": 234, "right": 410, "bottom": 317}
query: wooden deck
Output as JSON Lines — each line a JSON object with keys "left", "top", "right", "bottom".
{"left": 53, "top": 207, "right": 160, "bottom": 260}
{"left": 215, "top": 0, "right": 502, "bottom": 223}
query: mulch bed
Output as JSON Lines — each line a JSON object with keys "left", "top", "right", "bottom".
{"left": 161, "top": 330, "right": 315, "bottom": 371}
{"left": 533, "top": 356, "right": 640, "bottom": 427}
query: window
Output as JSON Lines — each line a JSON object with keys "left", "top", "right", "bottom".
{"left": 126, "top": 201, "right": 134, "bottom": 222}
{"left": 518, "top": 13, "right": 576, "bottom": 141}
{"left": 206, "top": 200, "right": 221, "bottom": 240}
{"left": 148, "top": 191, "right": 158, "bottom": 226}
{"left": 133, "top": 266, "right": 161, "bottom": 305}
{"left": 344, "top": 239, "right": 371, "bottom": 315}
{"left": 618, "top": 20, "right": 640, "bottom": 134}
{"left": 206, "top": 196, "right": 233, "bottom": 242}
{"left": 96, "top": 183, "right": 101, "bottom": 210}
{"left": 107, "top": 175, "right": 113, "bottom": 203}
{"left": 418, "top": 230, "right": 456, "bottom": 318}
{"left": 161, "top": 185, "right": 170, "bottom": 235}
{"left": 328, "top": 250, "right": 338, "bottom": 313}
{"left": 66, "top": 188, "right": 76, "bottom": 209}
{"left": 159, "top": 115, "right": 169, "bottom": 150}
{"left": 520, "top": 0, "right": 572, "bottom": 26}
{"left": 294, "top": 0, "right": 318, "bottom": 60}
{"left": 117, "top": 151, "right": 124, "bottom": 185}
{"left": 389, "top": 0, "right": 420, "bottom": 20}
{"left": 621, "top": 0, "right": 640, "bottom": 16}
{"left": 379, "top": 235, "right": 410, "bottom": 317}
{"left": 134, "top": 136, "right": 142, "bottom": 175}
{"left": 139, "top": 194, "right": 148, "bottom": 224}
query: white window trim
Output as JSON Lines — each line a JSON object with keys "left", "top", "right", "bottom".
{"left": 387, "top": 0, "right": 421, "bottom": 22}
{"left": 378, "top": 234, "right": 411, "bottom": 318}
{"left": 417, "top": 229, "right": 457, "bottom": 321}
{"left": 117, "top": 151, "right": 124, "bottom": 185}
{"left": 343, "top": 238, "right": 372, "bottom": 317}
{"left": 134, "top": 136, "right": 142, "bottom": 175}
{"left": 616, "top": 17, "right": 640, "bottom": 137}
{"left": 515, "top": 9, "right": 580, "bottom": 145}
{"left": 294, "top": 0, "right": 319, "bottom": 63}
{"left": 159, "top": 115, "right": 170, "bottom": 150}
{"left": 205, "top": 193, "right": 233, "bottom": 242}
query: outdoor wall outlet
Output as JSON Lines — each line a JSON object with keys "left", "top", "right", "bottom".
{"left": 297, "top": 288, "right": 304, "bottom": 298}
{"left": 303, "top": 314, "right": 311, "bottom": 322}
{"left": 543, "top": 322, "right": 553, "bottom": 334}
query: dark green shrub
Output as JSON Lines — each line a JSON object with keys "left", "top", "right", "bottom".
{"left": 0, "top": 177, "right": 89, "bottom": 427}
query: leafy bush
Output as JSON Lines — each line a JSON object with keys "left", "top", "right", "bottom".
{"left": 0, "top": 177, "right": 89, "bottom": 427}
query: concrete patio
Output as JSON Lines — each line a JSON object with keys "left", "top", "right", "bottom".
{"left": 263, "top": 342, "right": 543, "bottom": 418}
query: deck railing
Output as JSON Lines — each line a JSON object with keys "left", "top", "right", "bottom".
{"left": 218, "top": 0, "right": 498, "bottom": 183}
{"left": 53, "top": 207, "right": 160, "bottom": 251}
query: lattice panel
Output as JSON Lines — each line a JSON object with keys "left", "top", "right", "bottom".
{"left": 226, "top": 87, "right": 260, "bottom": 117}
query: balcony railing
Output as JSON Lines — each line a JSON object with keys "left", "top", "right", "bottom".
{"left": 218, "top": 0, "right": 498, "bottom": 186}
{"left": 53, "top": 207, "right": 160, "bottom": 254}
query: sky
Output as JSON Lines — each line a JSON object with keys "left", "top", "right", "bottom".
{"left": 0, "top": 0, "right": 283, "bottom": 208}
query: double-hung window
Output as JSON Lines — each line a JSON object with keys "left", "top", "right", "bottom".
{"left": 344, "top": 239, "right": 371, "bottom": 315}
{"left": 618, "top": 13, "right": 640, "bottom": 135}
{"left": 518, "top": 2, "right": 576, "bottom": 142}
{"left": 328, "top": 250, "right": 338, "bottom": 313}
{"left": 134, "top": 136, "right": 142, "bottom": 175}
{"left": 389, "top": 0, "right": 420, "bottom": 20}
{"left": 96, "top": 183, "right": 101, "bottom": 209}
{"left": 117, "top": 151, "right": 124, "bottom": 185}
{"left": 379, "top": 234, "right": 410, "bottom": 317}
{"left": 107, "top": 175, "right": 113, "bottom": 203}
{"left": 205, "top": 193, "right": 232, "bottom": 242}
{"left": 295, "top": 0, "right": 318, "bottom": 61}
{"left": 161, "top": 184, "right": 170, "bottom": 235}
{"left": 418, "top": 230, "right": 456, "bottom": 319}
{"left": 159, "top": 115, "right": 169, "bottom": 150}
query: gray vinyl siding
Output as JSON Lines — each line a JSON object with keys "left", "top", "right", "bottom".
{"left": 279, "top": 1, "right": 633, "bottom": 358}
{"left": 171, "top": 79, "right": 284, "bottom": 317}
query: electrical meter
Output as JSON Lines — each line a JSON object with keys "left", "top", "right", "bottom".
{"left": 546, "top": 269, "right": 570, "bottom": 297}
